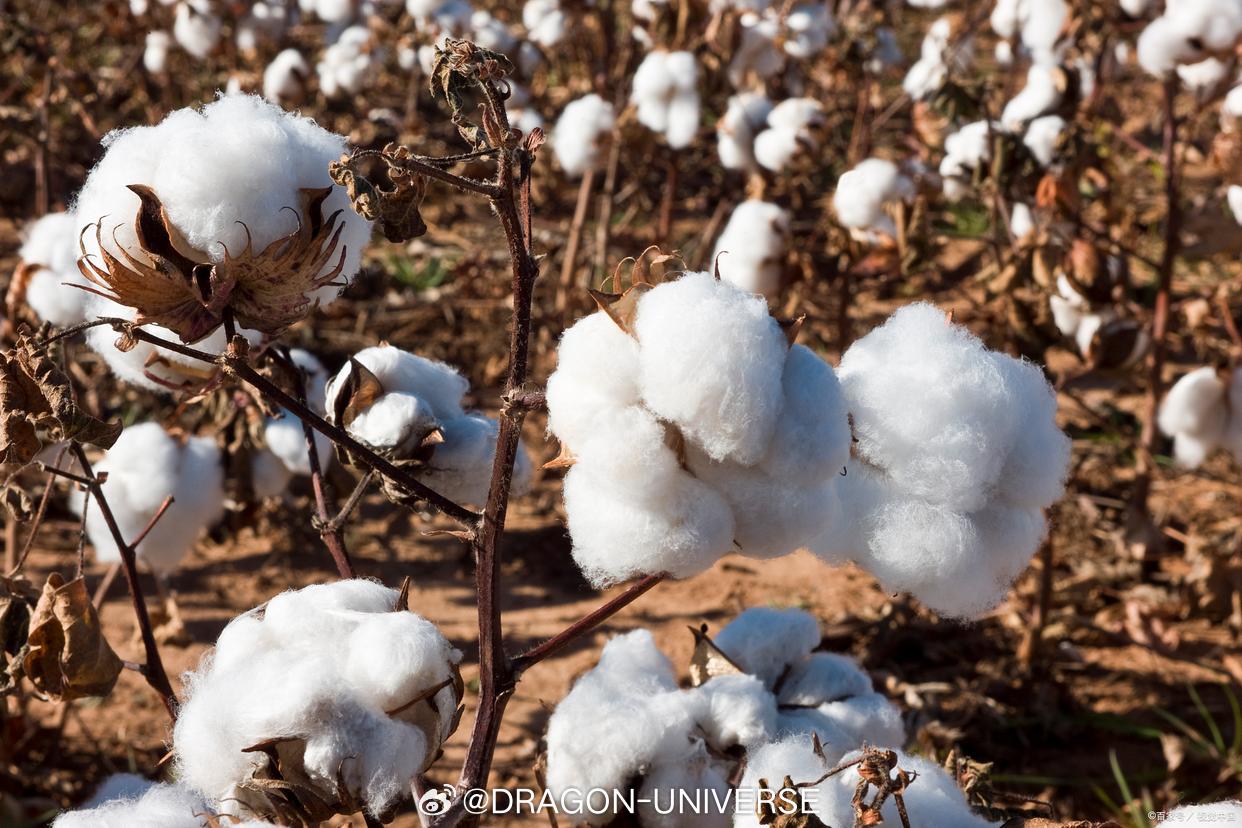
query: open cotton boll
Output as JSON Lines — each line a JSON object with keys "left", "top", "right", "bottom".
{"left": 1168, "top": 0, "right": 1242, "bottom": 52}
{"left": 1229, "top": 185, "right": 1242, "bottom": 223}
{"left": 173, "top": 0, "right": 221, "bottom": 60}
{"left": 760, "top": 345, "right": 851, "bottom": 484}
{"left": 631, "top": 50, "right": 700, "bottom": 149}
{"left": 263, "top": 414, "right": 332, "bottom": 477}
{"left": 73, "top": 94, "right": 371, "bottom": 333}
{"left": 712, "top": 607, "right": 821, "bottom": 687}
{"left": 1158, "top": 367, "right": 1228, "bottom": 468}
{"left": 175, "top": 580, "right": 461, "bottom": 819}
{"left": 346, "top": 392, "right": 441, "bottom": 455}
{"left": 716, "top": 91, "right": 773, "bottom": 170}
{"left": 1178, "top": 56, "right": 1229, "bottom": 91}
{"left": 691, "top": 674, "right": 779, "bottom": 751}
{"left": 832, "top": 158, "right": 914, "bottom": 242}
{"left": 552, "top": 94, "right": 616, "bottom": 176}
{"left": 733, "top": 738, "right": 835, "bottom": 828}
{"left": 318, "top": 25, "right": 382, "bottom": 98}
{"left": 784, "top": 4, "right": 835, "bottom": 58}
{"left": 753, "top": 98, "right": 824, "bottom": 171}
{"left": 470, "top": 10, "right": 517, "bottom": 53}
{"left": 729, "top": 12, "right": 783, "bottom": 88}
{"left": 523, "top": 0, "right": 566, "bottom": 46}
{"left": 991, "top": 353, "right": 1070, "bottom": 510}
{"left": 1023, "top": 114, "right": 1064, "bottom": 167}
{"left": 633, "top": 271, "right": 788, "bottom": 465}
{"left": 903, "top": 17, "right": 954, "bottom": 100}
{"left": 837, "top": 303, "right": 1020, "bottom": 511}
{"left": 52, "top": 781, "right": 210, "bottom": 828}
{"left": 80, "top": 774, "right": 156, "bottom": 808}
{"left": 417, "top": 412, "right": 533, "bottom": 504}
{"left": 18, "top": 212, "right": 93, "bottom": 326}
{"left": 711, "top": 200, "right": 789, "bottom": 296}
{"left": 1121, "top": 0, "right": 1153, "bottom": 15}
{"left": 939, "top": 120, "right": 993, "bottom": 197}
{"left": 1137, "top": 16, "right": 1201, "bottom": 76}
{"left": 69, "top": 423, "right": 224, "bottom": 574}
{"left": 545, "top": 310, "right": 643, "bottom": 449}
{"left": 1000, "top": 63, "right": 1063, "bottom": 130}
{"left": 637, "top": 754, "right": 732, "bottom": 828}
{"left": 1166, "top": 801, "right": 1242, "bottom": 824}
{"left": 773, "top": 654, "right": 905, "bottom": 755}
{"left": 143, "top": 30, "right": 172, "bottom": 73}
{"left": 263, "top": 48, "right": 310, "bottom": 103}
{"left": 326, "top": 344, "right": 468, "bottom": 423}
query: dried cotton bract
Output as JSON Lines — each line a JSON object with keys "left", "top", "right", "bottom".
{"left": 174, "top": 579, "right": 463, "bottom": 821}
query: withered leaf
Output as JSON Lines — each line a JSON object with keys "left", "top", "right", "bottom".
{"left": 330, "top": 147, "right": 428, "bottom": 243}
{"left": 0, "top": 335, "right": 122, "bottom": 464}
{"left": 0, "top": 574, "right": 36, "bottom": 658}
{"left": 22, "top": 572, "right": 123, "bottom": 702}
{"left": 687, "top": 623, "right": 745, "bottom": 687}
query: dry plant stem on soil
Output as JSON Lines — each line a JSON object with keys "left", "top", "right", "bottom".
{"left": 1131, "top": 77, "right": 1182, "bottom": 542}
{"left": 43, "top": 443, "right": 179, "bottom": 721}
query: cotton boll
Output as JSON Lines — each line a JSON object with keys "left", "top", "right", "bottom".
{"left": 773, "top": 654, "right": 905, "bottom": 753}
{"left": 637, "top": 752, "right": 732, "bottom": 828}
{"left": 1137, "top": 16, "right": 1200, "bottom": 76}
{"left": 52, "top": 782, "right": 209, "bottom": 828}
{"left": 263, "top": 414, "right": 331, "bottom": 477}
{"left": 753, "top": 127, "right": 803, "bottom": 172}
{"left": 70, "top": 424, "right": 225, "bottom": 574}
{"left": 991, "top": 353, "right": 1070, "bottom": 510}
{"left": 631, "top": 50, "right": 700, "bottom": 148}
{"left": 1001, "top": 63, "right": 1063, "bottom": 130}
{"left": 1178, "top": 56, "right": 1229, "bottom": 91}
{"left": 263, "top": 48, "right": 310, "bottom": 103}
{"left": 1010, "top": 202, "right": 1034, "bottom": 239}
{"left": 716, "top": 91, "right": 773, "bottom": 171}
{"left": 760, "top": 345, "right": 851, "bottom": 485}
{"left": 73, "top": 94, "right": 371, "bottom": 330}
{"left": 1023, "top": 114, "right": 1064, "bottom": 167}
{"left": 301, "top": 707, "right": 426, "bottom": 817}
{"left": 733, "top": 738, "right": 832, "bottom": 828}
{"left": 939, "top": 120, "right": 993, "bottom": 195}
{"left": 173, "top": 0, "right": 221, "bottom": 60}
{"left": 347, "top": 392, "right": 441, "bottom": 456}
{"left": 1158, "top": 366, "right": 1228, "bottom": 467}
{"left": 1121, "top": 0, "right": 1152, "bottom": 15}
{"left": 418, "top": 412, "right": 533, "bottom": 504}
{"left": 470, "top": 10, "right": 517, "bottom": 53}
{"left": 832, "top": 158, "right": 914, "bottom": 241}
{"left": 784, "top": 4, "right": 835, "bottom": 58}
{"left": 692, "top": 674, "right": 779, "bottom": 750}
{"left": 143, "top": 30, "right": 172, "bottom": 73}
{"left": 325, "top": 345, "right": 468, "bottom": 423}
{"left": 1168, "top": 0, "right": 1242, "bottom": 52}
{"left": 17, "top": 212, "right": 92, "bottom": 326}
{"left": 777, "top": 652, "right": 872, "bottom": 705}
{"left": 1021, "top": 0, "right": 1066, "bottom": 62}
{"left": 523, "top": 0, "right": 566, "bottom": 46}
{"left": 666, "top": 89, "right": 701, "bottom": 149}
{"left": 252, "top": 449, "right": 294, "bottom": 499}
{"left": 1229, "top": 185, "right": 1242, "bottom": 223}
{"left": 711, "top": 200, "right": 789, "bottom": 296}
{"left": 345, "top": 611, "right": 461, "bottom": 725}
{"left": 633, "top": 271, "right": 788, "bottom": 465}
{"left": 729, "top": 12, "right": 783, "bottom": 88}
{"left": 552, "top": 94, "right": 615, "bottom": 176}
{"left": 318, "top": 26, "right": 382, "bottom": 98}
{"left": 712, "top": 607, "right": 820, "bottom": 687}
{"left": 903, "top": 17, "right": 953, "bottom": 99}
{"left": 545, "top": 310, "right": 643, "bottom": 450}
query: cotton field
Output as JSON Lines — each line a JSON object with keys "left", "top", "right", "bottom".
{"left": 2, "top": 0, "right": 1242, "bottom": 826}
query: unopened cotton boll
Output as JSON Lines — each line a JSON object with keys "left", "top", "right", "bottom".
{"left": 631, "top": 50, "right": 701, "bottom": 149}
{"left": 263, "top": 48, "right": 310, "bottom": 103}
{"left": 1158, "top": 367, "right": 1228, "bottom": 467}
{"left": 711, "top": 200, "right": 789, "bottom": 296}
{"left": 832, "top": 158, "right": 914, "bottom": 242}
{"left": 633, "top": 271, "right": 788, "bottom": 465}
{"left": 143, "top": 30, "right": 172, "bottom": 73}
{"left": 173, "top": 0, "right": 221, "bottom": 60}
{"left": 68, "top": 423, "right": 224, "bottom": 575}
{"left": 729, "top": 12, "right": 782, "bottom": 88}
{"left": 716, "top": 91, "right": 773, "bottom": 170}
{"left": 174, "top": 580, "right": 461, "bottom": 819}
{"left": 552, "top": 94, "right": 615, "bottom": 176}
{"left": 52, "top": 782, "right": 210, "bottom": 828}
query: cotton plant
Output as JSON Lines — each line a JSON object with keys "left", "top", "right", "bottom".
{"left": 13, "top": 212, "right": 93, "bottom": 327}
{"left": 711, "top": 200, "right": 790, "bottom": 296}
{"left": 173, "top": 579, "right": 463, "bottom": 822}
{"left": 631, "top": 50, "right": 700, "bottom": 150}
{"left": 544, "top": 608, "right": 904, "bottom": 827}
{"left": 546, "top": 270, "right": 851, "bottom": 584}
{"left": 324, "top": 344, "right": 532, "bottom": 505}
{"left": 814, "top": 303, "right": 1071, "bottom": 617}
{"left": 753, "top": 97, "right": 824, "bottom": 172}
{"left": 1158, "top": 366, "right": 1242, "bottom": 468}
{"left": 71, "top": 94, "right": 372, "bottom": 393}
{"left": 832, "top": 157, "right": 916, "bottom": 245}
{"left": 552, "top": 94, "right": 616, "bottom": 177}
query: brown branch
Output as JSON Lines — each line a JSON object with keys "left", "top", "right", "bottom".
{"left": 5, "top": 454, "right": 64, "bottom": 577}
{"left": 297, "top": 376, "right": 356, "bottom": 580}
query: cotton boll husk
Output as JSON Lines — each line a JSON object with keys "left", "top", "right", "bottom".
{"left": 838, "top": 303, "right": 1020, "bottom": 511}
{"left": 552, "top": 94, "right": 615, "bottom": 176}
{"left": 174, "top": 0, "right": 221, "bottom": 60}
{"left": 1000, "top": 63, "right": 1063, "bottom": 130}
{"left": 545, "top": 310, "right": 643, "bottom": 449}
{"left": 633, "top": 271, "right": 787, "bottom": 465}
{"left": 809, "top": 747, "right": 996, "bottom": 828}
{"left": 711, "top": 199, "right": 789, "bottom": 296}
{"left": 143, "top": 30, "right": 172, "bottom": 73}
{"left": 52, "top": 782, "right": 209, "bottom": 828}
{"left": 325, "top": 345, "right": 468, "bottom": 422}
{"left": 263, "top": 48, "right": 309, "bottom": 103}
{"left": 1166, "top": 801, "right": 1242, "bottom": 823}
{"left": 691, "top": 674, "right": 778, "bottom": 750}
{"left": 1023, "top": 114, "right": 1064, "bottom": 167}
{"left": 759, "top": 344, "right": 851, "bottom": 484}
{"left": 637, "top": 753, "right": 732, "bottom": 828}
{"left": 73, "top": 94, "right": 371, "bottom": 314}
{"left": 712, "top": 607, "right": 820, "bottom": 687}
{"left": 418, "top": 412, "right": 533, "bottom": 504}
{"left": 562, "top": 441, "right": 736, "bottom": 584}
{"left": 716, "top": 92, "right": 773, "bottom": 170}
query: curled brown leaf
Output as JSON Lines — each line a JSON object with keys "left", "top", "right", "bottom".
{"left": 21, "top": 573, "right": 123, "bottom": 702}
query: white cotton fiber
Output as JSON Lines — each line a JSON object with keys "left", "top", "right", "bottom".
{"left": 784, "top": 3, "right": 835, "bottom": 58}
{"left": 1024, "top": 114, "right": 1064, "bottom": 167}
{"left": 939, "top": 120, "right": 992, "bottom": 198}
{"left": 68, "top": 423, "right": 224, "bottom": 575}
{"left": 417, "top": 412, "right": 533, "bottom": 504}
{"left": 711, "top": 200, "right": 790, "bottom": 296}
{"left": 1001, "top": 63, "right": 1063, "bottom": 130}
{"left": 261, "top": 349, "right": 332, "bottom": 483}
{"left": 733, "top": 737, "right": 831, "bottom": 828}
{"left": 326, "top": 344, "right": 467, "bottom": 422}
{"left": 173, "top": 0, "right": 221, "bottom": 61}
{"left": 318, "top": 25, "right": 382, "bottom": 98}
{"left": 760, "top": 344, "right": 851, "bottom": 485}
{"left": 143, "top": 30, "right": 172, "bottom": 74}
{"left": 263, "top": 48, "right": 309, "bottom": 103}
{"left": 1158, "top": 366, "right": 1228, "bottom": 468}
{"left": 1178, "top": 56, "right": 1229, "bottom": 91}
{"left": 903, "top": 17, "right": 957, "bottom": 100}
{"left": 833, "top": 158, "right": 914, "bottom": 242}
{"left": 717, "top": 91, "right": 773, "bottom": 171}
{"left": 729, "top": 12, "right": 782, "bottom": 89}
{"left": 691, "top": 673, "right": 779, "bottom": 750}
{"left": 552, "top": 94, "right": 616, "bottom": 176}
{"left": 18, "top": 212, "right": 92, "bottom": 326}
{"left": 754, "top": 98, "right": 823, "bottom": 172}
{"left": 1166, "top": 801, "right": 1242, "bottom": 824}
{"left": 1229, "top": 185, "right": 1242, "bottom": 224}
{"left": 712, "top": 607, "right": 821, "bottom": 687}
{"left": 53, "top": 781, "right": 209, "bottom": 828}
{"left": 174, "top": 580, "right": 461, "bottom": 819}
{"left": 631, "top": 50, "right": 700, "bottom": 149}
{"left": 72, "top": 94, "right": 371, "bottom": 328}
{"left": 524, "top": 0, "right": 566, "bottom": 46}
{"left": 545, "top": 310, "right": 643, "bottom": 449}
{"left": 633, "top": 271, "right": 787, "bottom": 465}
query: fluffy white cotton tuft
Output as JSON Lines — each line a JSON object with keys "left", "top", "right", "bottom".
{"left": 833, "top": 158, "right": 914, "bottom": 243}
{"left": 523, "top": 0, "right": 566, "bottom": 46}
{"left": 711, "top": 200, "right": 790, "bottom": 296}
{"left": 18, "top": 212, "right": 92, "bottom": 326}
{"left": 631, "top": 50, "right": 700, "bottom": 149}
{"left": 174, "top": 580, "right": 461, "bottom": 819}
{"left": 713, "top": 607, "right": 821, "bottom": 686}
{"left": 1023, "top": 114, "right": 1065, "bottom": 167}
{"left": 68, "top": 423, "right": 225, "bottom": 575}
{"left": 173, "top": 0, "right": 221, "bottom": 60}
{"left": 1229, "top": 185, "right": 1242, "bottom": 224}
{"left": 53, "top": 781, "right": 209, "bottom": 828}
{"left": 754, "top": 98, "right": 824, "bottom": 171}
{"left": 144, "top": 30, "right": 172, "bottom": 73}
{"left": 716, "top": 91, "right": 773, "bottom": 171}
{"left": 1001, "top": 63, "right": 1063, "bottom": 130}
{"left": 1158, "top": 367, "right": 1228, "bottom": 468}
{"left": 939, "top": 120, "right": 993, "bottom": 199}
{"left": 263, "top": 48, "right": 309, "bottom": 103}
{"left": 318, "top": 25, "right": 383, "bottom": 98}
{"left": 903, "top": 17, "right": 969, "bottom": 100}
{"left": 553, "top": 94, "right": 616, "bottom": 176}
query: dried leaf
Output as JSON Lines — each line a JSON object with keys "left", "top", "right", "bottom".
{"left": 330, "top": 148, "right": 429, "bottom": 243}
{"left": 0, "top": 336, "right": 122, "bottom": 464}
{"left": 21, "top": 573, "right": 123, "bottom": 702}
{"left": 687, "top": 623, "right": 744, "bottom": 687}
